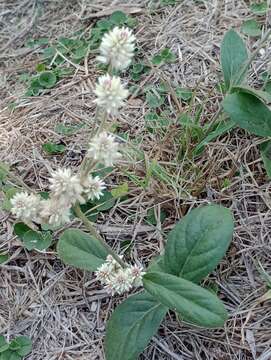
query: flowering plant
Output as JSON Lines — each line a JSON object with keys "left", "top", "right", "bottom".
{"left": 3, "top": 26, "right": 235, "bottom": 360}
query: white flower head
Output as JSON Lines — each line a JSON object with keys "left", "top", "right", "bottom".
{"left": 82, "top": 175, "right": 106, "bottom": 201}
{"left": 95, "top": 262, "right": 113, "bottom": 284}
{"left": 128, "top": 264, "right": 146, "bottom": 287}
{"left": 97, "top": 26, "right": 136, "bottom": 70}
{"left": 49, "top": 168, "right": 84, "bottom": 205}
{"left": 109, "top": 268, "right": 133, "bottom": 295}
{"left": 94, "top": 74, "right": 128, "bottom": 114}
{"left": 10, "top": 192, "right": 41, "bottom": 222}
{"left": 87, "top": 131, "right": 121, "bottom": 166}
{"left": 39, "top": 199, "right": 71, "bottom": 227}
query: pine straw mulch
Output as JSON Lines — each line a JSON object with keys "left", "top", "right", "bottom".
{"left": 1, "top": 0, "right": 271, "bottom": 359}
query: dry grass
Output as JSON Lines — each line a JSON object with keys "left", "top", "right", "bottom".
{"left": 1, "top": 0, "right": 271, "bottom": 359}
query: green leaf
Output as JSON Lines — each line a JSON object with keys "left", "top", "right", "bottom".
{"left": 0, "top": 350, "right": 21, "bottom": 360}
{"left": 42, "top": 142, "right": 66, "bottom": 154}
{"left": 22, "top": 230, "right": 52, "bottom": 251}
{"left": 14, "top": 222, "right": 52, "bottom": 250}
{"left": 241, "top": 19, "right": 262, "bottom": 37}
{"left": 0, "top": 336, "right": 8, "bottom": 352}
{"left": 57, "top": 229, "right": 108, "bottom": 271}
{"left": 175, "top": 87, "right": 192, "bottom": 101}
{"left": 151, "top": 54, "right": 163, "bottom": 65}
{"left": 160, "top": 48, "right": 176, "bottom": 63}
{"left": 10, "top": 336, "right": 32, "bottom": 357}
{"left": 232, "top": 85, "right": 271, "bottom": 104}
{"left": 0, "top": 162, "right": 10, "bottom": 181}
{"left": 105, "top": 291, "right": 167, "bottom": 360}
{"left": 55, "top": 123, "right": 84, "bottom": 135}
{"left": 14, "top": 222, "right": 31, "bottom": 238}
{"left": 0, "top": 253, "right": 9, "bottom": 264}
{"left": 223, "top": 92, "right": 271, "bottom": 136}
{"left": 164, "top": 205, "right": 234, "bottom": 283}
{"left": 2, "top": 188, "right": 20, "bottom": 211}
{"left": 38, "top": 71, "right": 57, "bottom": 88}
{"left": 220, "top": 29, "right": 248, "bottom": 90}
{"left": 146, "top": 92, "right": 165, "bottom": 108}
{"left": 111, "top": 183, "right": 128, "bottom": 198}
{"left": 143, "top": 272, "right": 228, "bottom": 328}
{"left": 250, "top": 2, "right": 268, "bottom": 15}
{"left": 92, "top": 191, "right": 115, "bottom": 212}
{"left": 193, "top": 119, "right": 236, "bottom": 156}
{"left": 36, "top": 63, "right": 46, "bottom": 72}
{"left": 110, "top": 11, "right": 127, "bottom": 25}
{"left": 260, "top": 141, "right": 271, "bottom": 178}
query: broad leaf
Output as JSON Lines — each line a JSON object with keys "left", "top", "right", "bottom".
{"left": 57, "top": 229, "right": 108, "bottom": 271}
{"left": 143, "top": 272, "right": 227, "bottom": 328}
{"left": 220, "top": 29, "right": 248, "bottom": 90}
{"left": 22, "top": 230, "right": 52, "bottom": 251}
{"left": 9, "top": 336, "right": 32, "bottom": 357}
{"left": 105, "top": 291, "right": 167, "bottom": 360}
{"left": 164, "top": 205, "right": 233, "bottom": 283}
{"left": 223, "top": 92, "right": 271, "bottom": 136}
{"left": 232, "top": 85, "right": 271, "bottom": 104}
{"left": 14, "top": 223, "right": 52, "bottom": 251}
{"left": 241, "top": 19, "right": 262, "bottom": 37}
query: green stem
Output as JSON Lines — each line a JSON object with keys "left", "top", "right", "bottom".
{"left": 73, "top": 204, "right": 127, "bottom": 268}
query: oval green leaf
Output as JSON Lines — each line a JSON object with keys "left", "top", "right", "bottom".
{"left": 143, "top": 272, "right": 228, "bottom": 328}
{"left": 105, "top": 291, "right": 167, "bottom": 360}
{"left": 38, "top": 71, "right": 57, "bottom": 88}
{"left": 164, "top": 205, "right": 234, "bottom": 283}
{"left": 220, "top": 29, "right": 248, "bottom": 90}
{"left": 223, "top": 92, "right": 271, "bottom": 136}
{"left": 57, "top": 229, "right": 108, "bottom": 271}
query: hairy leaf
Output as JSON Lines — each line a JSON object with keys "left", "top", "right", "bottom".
{"left": 220, "top": 29, "right": 248, "bottom": 90}
{"left": 223, "top": 92, "right": 271, "bottom": 136}
{"left": 143, "top": 272, "right": 227, "bottom": 328}
{"left": 164, "top": 205, "right": 234, "bottom": 283}
{"left": 57, "top": 229, "right": 108, "bottom": 271}
{"left": 105, "top": 291, "right": 167, "bottom": 360}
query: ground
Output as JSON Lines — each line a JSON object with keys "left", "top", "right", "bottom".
{"left": 1, "top": 0, "right": 271, "bottom": 359}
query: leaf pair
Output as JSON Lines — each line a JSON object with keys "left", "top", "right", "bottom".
{"left": 104, "top": 205, "right": 234, "bottom": 360}
{"left": 221, "top": 29, "right": 271, "bottom": 137}
{"left": 221, "top": 29, "right": 271, "bottom": 178}
{"left": 57, "top": 205, "right": 234, "bottom": 360}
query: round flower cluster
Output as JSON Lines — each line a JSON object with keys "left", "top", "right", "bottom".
{"left": 95, "top": 255, "right": 145, "bottom": 295}
{"left": 94, "top": 75, "right": 128, "bottom": 114}
{"left": 10, "top": 169, "right": 106, "bottom": 227}
{"left": 94, "top": 26, "right": 135, "bottom": 115}
{"left": 97, "top": 26, "right": 136, "bottom": 71}
{"left": 87, "top": 131, "right": 121, "bottom": 166}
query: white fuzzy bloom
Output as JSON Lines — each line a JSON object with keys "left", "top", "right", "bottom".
{"left": 49, "top": 168, "right": 84, "bottom": 205}
{"left": 94, "top": 74, "right": 128, "bottom": 114}
{"left": 39, "top": 199, "right": 71, "bottom": 227}
{"left": 95, "top": 255, "right": 145, "bottom": 295}
{"left": 10, "top": 192, "right": 41, "bottom": 222}
{"left": 87, "top": 131, "right": 121, "bottom": 166}
{"left": 97, "top": 26, "right": 136, "bottom": 70}
{"left": 82, "top": 175, "right": 106, "bottom": 201}
{"left": 109, "top": 269, "right": 133, "bottom": 295}
{"left": 128, "top": 265, "right": 146, "bottom": 287}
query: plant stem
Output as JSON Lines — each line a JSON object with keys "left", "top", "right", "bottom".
{"left": 73, "top": 203, "right": 127, "bottom": 268}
